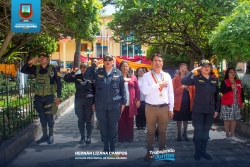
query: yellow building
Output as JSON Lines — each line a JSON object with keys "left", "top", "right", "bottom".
{"left": 51, "top": 14, "right": 148, "bottom": 71}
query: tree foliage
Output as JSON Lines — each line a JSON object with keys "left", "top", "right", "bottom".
{"left": 50, "top": 0, "right": 102, "bottom": 67}
{"left": 147, "top": 45, "right": 190, "bottom": 69}
{"left": 0, "top": 0, "right": 65, "bottom": 60}
{"left": 53, "top": 0, "right": 102, "bottom": 41}
{"left": 209, "top": 0, "right": 250, "bottom": 64}
{"left": 108, "top": 0, "right": 238, "bottom": 66}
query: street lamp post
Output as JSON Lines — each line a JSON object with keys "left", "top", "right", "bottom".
{"left": 84, "top": 47, "right": 92, "bottom": 61}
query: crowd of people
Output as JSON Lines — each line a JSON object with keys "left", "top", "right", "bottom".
{"left": 23, "top": 52, "right": 245, "bottom": 162}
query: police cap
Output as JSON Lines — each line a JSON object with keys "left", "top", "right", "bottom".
{"left": 80, "top": 62, "right": 88, "bottom": 68}
{"left": 38, "top": 52, "right": 49, "bottom": 58}
{"left": 199, "top": 59, "right": 212, "bottom": 67}
{"left": 103, "top": 54, "right": 113, "bottom": 60}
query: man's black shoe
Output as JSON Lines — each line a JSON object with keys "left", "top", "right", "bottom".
{"left": 85, "top": 137, "right": 91, "bottom": 144}
{"left": 47, "top": 136, "right": 54, "bottom": 144}
{"left": 201, "top": 150, "right": 212, "bottom": 160}
{"left": 37, "top": 136, "right": 48, "bottom": 144}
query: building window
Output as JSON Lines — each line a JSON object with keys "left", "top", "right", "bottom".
{"left": 96, "top": 43, "right": 101, "bottom": 46}
{"left": 56, "top": 44, "right": 60, "bottom": 52}
{"left": 81, "top": 44, "right": 88, "bottom": 51}
{"left": 120, "top": 42, "right": 141, "bottom": 57}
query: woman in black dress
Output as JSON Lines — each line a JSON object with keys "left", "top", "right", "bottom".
{"left": 172, "top": 63, "right": 195, "bottom": 141}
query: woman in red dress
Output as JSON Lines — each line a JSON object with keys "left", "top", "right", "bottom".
{"left": 118, "top": 61, "right": 140, "bottom": 142}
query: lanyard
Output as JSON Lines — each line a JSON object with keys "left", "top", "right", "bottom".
{"left": 151, "top": 71, "right": 164, "bottom": 96}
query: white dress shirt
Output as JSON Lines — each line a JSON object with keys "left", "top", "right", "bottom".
{"left": 124, "top": 82, "right": 130, "bottom": 106}
{"left": 138, "top": 76, "right": 146, "bottom": 101}
{"left": 141, "top": 70, "right": 174, "bottom": 111}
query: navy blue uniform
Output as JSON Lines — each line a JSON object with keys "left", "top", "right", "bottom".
{"left": 84, "top": 65, "right": 126, "bottom": 151}
{"left": 181, "top": 71, "right": 220, "bottom": 160}
{"left": 64, "top": 72, "right": 95, "bottom": 142}
{"left": 181, "top": 72, "right": 220, "bottom": 143}
{"left": 21, "top": 63, "right": 61, "bottom": 129}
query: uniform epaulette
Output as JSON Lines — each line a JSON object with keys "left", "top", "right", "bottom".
{"left": 97, "top": 68, "right": 104, "bottom": 73}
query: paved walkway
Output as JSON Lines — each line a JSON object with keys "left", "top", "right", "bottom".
{"left": 6, "top": 104, "right": 250, "bottom": 167}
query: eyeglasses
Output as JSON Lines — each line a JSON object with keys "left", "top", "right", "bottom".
{"left": 104, "top": 59, "right": 112, "bottom": 61}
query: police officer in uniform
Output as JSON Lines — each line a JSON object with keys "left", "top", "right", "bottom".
{"left": 181, "top": 59, "right": 220, "bottom": 161}
{"left": 85, "top": 54, "right": 126, "bottom": 152}
{"left": 64, "top": 62, "right": 95, "bottom": 144}
{"left": 21, "top": 52, "right": 61, "bottom": 144}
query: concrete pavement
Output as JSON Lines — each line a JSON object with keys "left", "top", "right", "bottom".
{"left": 6, "top": 104, "right": 250, "bottom": 167}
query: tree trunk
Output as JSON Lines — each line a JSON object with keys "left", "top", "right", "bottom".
{"left": 2, "top": 34, "right": 39, "bottom": 60}
{"left": 227, "top": 61, "right": 238, "bottom": 69}
{"left": 0, "top": 32, "right": 14, "bottom": 59}
{"left": 75, "top": 39, "right": 81, "bottom": 68}
{"left": 189, "top": 58, "right": 195, "bottom": 70}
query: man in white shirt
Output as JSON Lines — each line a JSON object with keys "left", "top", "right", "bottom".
{"left": 141, "top": 53, "right": 174, "bottom": 162}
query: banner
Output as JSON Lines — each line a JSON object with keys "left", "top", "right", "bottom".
{"left": 11, "top": 0, "right": 41, "bottom": 33}
{"left": 115, "top": 57, "right": 152, "bottom": 70}
{"left": 80, "top": 55, "right": 152, "bottom": 70}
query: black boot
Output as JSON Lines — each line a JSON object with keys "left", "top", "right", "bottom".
{"left": 79, "top": 133, "right": 85, "bottom": 144}
{"left": 47, "top": 128, "right": 54, "bottom": 144}
{"left": 37, "top": 128, "right": 48, "bottom": 144}
{"left": 201, "top": 142, "right": 212, "bottom": 160}
{"left": 194, "top": 143, "right": 201, "bottom": 161}
{"left": 110, "top": 142, "right": 115, "bottom": 152}
{"left": 103, "top": 142, "right": 109, "bottom": 152}
{"left": 85, "top": 131, "right": 91, "bottom": 144}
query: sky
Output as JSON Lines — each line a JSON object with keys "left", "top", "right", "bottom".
{"left": 101, "top": 4, "right": 116, "bottom": 15}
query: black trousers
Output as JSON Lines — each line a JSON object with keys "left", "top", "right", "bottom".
{"left": 34, "top": 95, "right": 54, "bottom": 128}
{"left": 136, "top": 101, "right": 146, "bottom": 128}
{"left": 75, "top": 100, "right": 93, "bottom": 134}
{"left": 96, "top": 109, "right": 120, "bottom": 143}
{"left": 192, "top": 111, "right": 214, "bottom": 143}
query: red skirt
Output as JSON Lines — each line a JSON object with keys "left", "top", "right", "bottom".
{"left": 118, "top": 106, "right": 134, "bottom": 142}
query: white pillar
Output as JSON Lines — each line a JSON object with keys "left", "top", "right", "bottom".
{"left": 63, "top": 42, "right": 66, "bottom": 71}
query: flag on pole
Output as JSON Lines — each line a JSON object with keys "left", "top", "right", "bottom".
{"left": 101, "top": 31, "right": 104, "bottom": 58}
{"left": 107, "top": 31, "right": 109, "bottom": 53}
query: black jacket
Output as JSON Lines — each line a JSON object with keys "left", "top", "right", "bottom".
{"left": 181, "top": 72, "right": 220, "bottom": 113}
{"left": 94, "top": 67, "right": 126, "bottom": 110}
{"left": 64, "top": 72, "right": 95, "bottom": 105}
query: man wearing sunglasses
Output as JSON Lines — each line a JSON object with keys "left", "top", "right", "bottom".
{"left": 85, "top": 54, "right": 126, "bottom": 152}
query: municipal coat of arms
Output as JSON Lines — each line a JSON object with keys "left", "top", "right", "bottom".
{"left": 19, "top": 4, "right": 33, "bottom": 22}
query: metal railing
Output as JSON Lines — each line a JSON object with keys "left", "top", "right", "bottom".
{"left": 0, "top": 80, "right": 75, "bottom": 147}
{"left": 0, "top": 83, "right": 37, "bottom": 147}
{"left": 242, "top": 88, "right": 250, "bottom": 123}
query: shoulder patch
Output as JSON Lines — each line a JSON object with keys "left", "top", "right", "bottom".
{"left": 98, "top": 74, "right": 104, "bottom": 78}
{"left": 211, "top": 80, "right": 217, "bottom": 84}
{"left": 77, "top": 79, "right": 82, "bottom": 82}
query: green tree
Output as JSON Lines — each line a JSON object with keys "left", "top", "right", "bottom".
{"left": 52, "top": 0, "right": 102, "bottom": 67}
{"left": 147, "top": 45, "right": 190, "bottom": 69}
{"left": 0, "top": 0, "right": 65, "bottom": 60}
{"left": 21, "top": 33, "right": 58, "bottom": 58}
{"left": 108, "top": 0, "right": 237, "bottom": 67}
{"left": 209, "top": 0, "right": 250, "bottom": 68}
